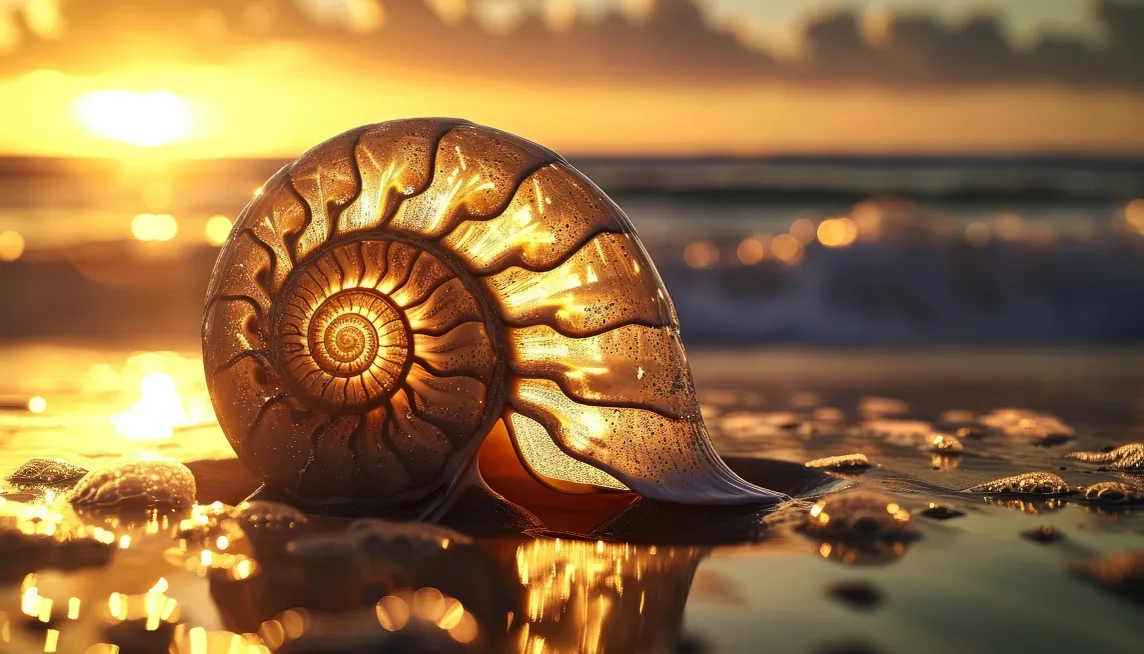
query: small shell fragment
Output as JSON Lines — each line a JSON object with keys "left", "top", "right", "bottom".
{"left": 1082, "top": 481, "right": 1144, "bottom": 506}
{"left": 966, "top": 472, "right": 1069, "bottom": 496}
{"left": 805, "top": 454, "right": 872, "bottom": 472}
{"left": 1067, "top": 444, "right": 1144, "bottom": 471}
{"left": 6, "top": 458, "right": 88, "bottom": 485}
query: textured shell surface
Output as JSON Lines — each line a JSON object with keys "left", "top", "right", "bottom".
{"left": 6, "top": 458, "right": 88, "bottom": 484}
{"left": 202, "top": 118, "right": 783, "bottom": 509}
{"left": 68, "top": 460, "right": 197, "bottom": 508}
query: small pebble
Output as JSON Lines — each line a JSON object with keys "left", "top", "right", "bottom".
{"left": 805, "top": 454, "right": 872, "bottom": 472}
{"left": 955, "top": 427, "right": 988, "bottom": 440}
{"left": 68, "top": 460, "right": 196, "bottom": 508}
{"left": 1067, "top": 444, "right": 1144, "bottom": 471}
{"left": 825, "top": 581, "right": 883, "bottom": 609}
{"left": 803, "top": 491, "right": 919, "bottom": 543}
{"left": 861, "top": 419, "right": 933, "bottom": 446}
{"left": 1022, "top": 525, "right": 1064, "bottom": 544}
{"left": 927, "top": 433, "right": 964, "bottom": 454}
{"left": 1074, "top": 550, "right": 1144, "bottom": 603}
{"left": 858, "top": 396, "right": 909, "bottom": 418}
{"left": 234, "top": 500, "right": 308, "bottom": 529}
{"left": 979, "top": 408, "right": 1073, "bottom": 444}
{"left": 940, "top": 409, "right": 978, "bottom": 426}
{"left": 920, "top": 503, "right": 965, "bottom": 520}
{"left": 966, "top": 472, "right": 1070, "bottom": 496}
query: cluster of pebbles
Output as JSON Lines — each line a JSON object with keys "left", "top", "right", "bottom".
{"left": 2, "top": 388, "right": 1144, "bottom": 652}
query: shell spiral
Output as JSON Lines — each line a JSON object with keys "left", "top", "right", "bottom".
{"left": 203, "top": 118, "right": 781, "bottom": 508}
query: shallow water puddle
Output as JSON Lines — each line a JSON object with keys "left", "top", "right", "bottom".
{"left": 1, "top": 345, "right": 1144, "bottom": 653}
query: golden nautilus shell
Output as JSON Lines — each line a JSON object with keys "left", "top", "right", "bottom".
{"left": 203, "top": 118, "right": 783, "bottom": 512}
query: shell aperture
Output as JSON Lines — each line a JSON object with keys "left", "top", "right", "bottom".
{"left": 203, "top": 118, "right": 785, "bottom": 510}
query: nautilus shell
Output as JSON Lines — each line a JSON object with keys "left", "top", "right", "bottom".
{"left": 203, "top": 118, "right": 783, "bottom": 512}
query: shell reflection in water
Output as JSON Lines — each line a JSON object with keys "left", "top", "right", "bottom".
{"left": 202, "top": 118, "right": 784, "bottom": 513}
{"left": 514, "top": 539, "right": 704, "bottom": 654}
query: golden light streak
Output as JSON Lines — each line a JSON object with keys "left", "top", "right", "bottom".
{"left": 111, "top": 372, "right": 195, "bottom": 441}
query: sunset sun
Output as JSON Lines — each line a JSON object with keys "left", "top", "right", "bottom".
{"left": 75, "top": 90, "right": 192, "bottom": 147}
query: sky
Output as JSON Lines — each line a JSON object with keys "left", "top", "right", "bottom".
{"left": 0, "top": 0, "right": 1139, "bottom": 158}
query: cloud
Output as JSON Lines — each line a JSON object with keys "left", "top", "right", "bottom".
{"left": 0, "top": 0, "right": 1140, "bottom": 90}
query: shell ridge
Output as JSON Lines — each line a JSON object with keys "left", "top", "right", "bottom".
{"left": 462, "top": 225, "right": 627, "bottom": 278}
{"left": 282, "top": 174, "right": 315, "bottom": 267}
{"left": 398, "top": 380, "right": 461, "bottom": 440}
{"left": 508, "top": 381, "right": 786, "bottom": 505}
{"left": 247, "top": 393, "right": 291, "bottom": 441}
{"left": 498, "top": 315, "right": 670, "bottom": 339}
{"left": 502, "top": 409, "right": 628, "bottom": 492}
{"left": 295, "top": 416, "right": 336, "bottom": 490}
{"left": 235, "top": 227, "right": 280, "bottom": 295}
{"left": 387, "top": 249, "right": 431, "bottom": 301}
{"left": 507, "top": 399, "right": 646, "bottom": 492}
{"left": 507, "top": 372, "right": 687, "bottom": 421}
{"left": 412, "top": 355, "right": 490, "bottom": 383}
{"left": 354, "top": 118, "right": 479, "bottom": 235}
{"left": 377, "top": 405, "right": 421, "bottom": 481}
{"left": 205, "top": 294, "right": 266, "bottom": 336}
{"left": 330, "top": 127, "right": 370, "bottom": 240}
{"left": 213, "top": 348, "right": 271, "bottom": 378}
{"left": 425, "top": 152, "right": 562, "bottom": 243}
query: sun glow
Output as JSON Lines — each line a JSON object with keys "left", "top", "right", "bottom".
{"left": 75, "top": 90, "right": 192, "bottom": 147}
{"left": 111, "top": 372, "right": 195, "bottom": 441}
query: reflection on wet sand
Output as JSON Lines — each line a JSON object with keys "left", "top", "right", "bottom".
{"left": 4, "top": 344, "right": 1144, "bottom": 652}
{"left": 514, "top": 539, "right": 704, "bottom": 654}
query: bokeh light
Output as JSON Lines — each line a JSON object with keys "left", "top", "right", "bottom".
{"left": 737, "top": 235, "right": 767, "bottom": 265}
{"left": 205, "top": 215, "right": 233, "bottom": 246}
{"left": 817, "top": 217, "right": 858, "bottom": 248}
{"left": 965, "top": 222, "right": 992, "bottom": 247}
{"left": 0, "top": 230, "right": 24, "bottom": 261}
{"left": 131, "top": 213, "right": 178, "bottom": 242}
{"left": 27, "top": 396, "right": 47, "bottom": 414}
{"left": 771, "top": 233, "right": 804, "bottom": 265}
{"left": 1125, "top": 198, "right": 1144, "bottom": 237}
{"left": 683, "top": 241, "right": 719, "bottom": 269}
{"left": 75, "top": 90, "right": 191, "bottom": 147}
{"left": 789, "top": 217, "right": 817, "bottom": 245}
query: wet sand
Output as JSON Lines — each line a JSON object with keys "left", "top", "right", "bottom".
{"left": 1, "top": 343, "right": 1144, "bottom": 653}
